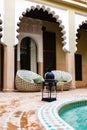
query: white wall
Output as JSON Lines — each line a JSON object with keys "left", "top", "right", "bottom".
{"left": 3, "top": 0, "right": 15, "bottom": 46}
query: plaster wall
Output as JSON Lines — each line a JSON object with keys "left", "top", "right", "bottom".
{"left": 3, "top": 0, "right": 15, "bottom": 46}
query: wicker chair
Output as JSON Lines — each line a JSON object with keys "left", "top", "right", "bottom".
{"left": 51, "top": 70, "right": 72, "bottom": 91}
{"left": 15, "top": 70, "right": 44, "bottom": 92}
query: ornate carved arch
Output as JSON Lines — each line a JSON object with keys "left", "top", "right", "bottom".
{"left": 0, "top": 14, "right": 2, "bottom": 42}
{"left": 76, "top": 20, "right": 87, "bottom": 43}
{"left": 16, "top": 5, "right": 67, "bottom": 51}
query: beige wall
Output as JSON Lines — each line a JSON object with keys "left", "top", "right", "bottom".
{"left": 3, "top": 46, "right": 14, "bottom": 92}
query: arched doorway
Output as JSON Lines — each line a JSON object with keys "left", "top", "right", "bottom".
{"left": 0, "top": 44, "right": 4, "bottom": 91}
{"left": 16, "top": 6, "right": 65, "bottom": 75}
{"left": 20, "top": 37, "right": 37, "bottom": 72}
{"left": 76, "top": 22, "right": 87, "bottom": 88}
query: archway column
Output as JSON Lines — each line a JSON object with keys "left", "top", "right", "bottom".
{"left": 38, "top": 62, "right": 43, "bottom": 76}
{"left": 17, "top": 43, "right": 20, "bottom": 70}
{"left": 66, "top": 52, "right": 75, "bottom": 89}
{"left": 3, "top": 46, "right": 14, "bottom": 92}
{"left": 65, "top": 10, "right": 76, "bottom": 89}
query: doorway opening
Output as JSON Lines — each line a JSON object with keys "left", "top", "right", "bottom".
{"left": 20, "top": 37, "right": 37, "bottom": 72}
{"left": 43, "top": 30, "right": 56, "bottom": 74}
{"left": 0, "top": 44, "right": 4, "bottom": 91}
{"left": 75, "top": 54, "right": 82, "bottom": 81}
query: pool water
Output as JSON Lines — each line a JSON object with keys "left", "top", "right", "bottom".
{"left": 59, "top": 102, "right": 87, "bottom": 130}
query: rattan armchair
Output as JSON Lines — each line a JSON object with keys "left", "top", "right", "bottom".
{"left": 15, "top": 70, "right": 44, "bottom": 92}
{"left": 52, "top": 70, "right": 72, "bottom": 91}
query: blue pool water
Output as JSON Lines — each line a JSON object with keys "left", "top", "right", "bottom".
{"left": 59, "top": 101, "right": 87, "bottom": 130}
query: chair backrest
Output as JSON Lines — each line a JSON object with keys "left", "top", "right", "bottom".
{"left": 17, "top": 70, "right": 38, "bottom": 79}
{"left": 51, "top": 70, "right": 72, "bottom": 82}
{"left": 16, "top": 70, "right": 44, "bottom": 83}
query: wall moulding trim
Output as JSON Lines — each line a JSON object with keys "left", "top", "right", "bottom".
{"left": 40, "top": 0, "right": 87, "bottom": 11}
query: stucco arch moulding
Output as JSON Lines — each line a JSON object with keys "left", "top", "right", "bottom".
{"left": 0, "top": 0, "right": 4, "bottom": 44}
{"left": 0, "top": 14, "right": 3, "bottom": 43}
{"left": 15, "top": 1, "right": 69, "bottom": 52}
{"left": 75, "top": 13, "right": 87, "bottom": 52}
{"left": 76, "top": 20, "right": 87, "bottom": 42}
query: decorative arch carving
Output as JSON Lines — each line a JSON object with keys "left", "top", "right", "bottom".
{"left": 0, "top": 14, "right": 3, "bottom": 42}
{"left": 16, "top": 5, "right": 67, "bottom": 51}
{"left": 76, "top": 20, "right": 87, "bottom": 43}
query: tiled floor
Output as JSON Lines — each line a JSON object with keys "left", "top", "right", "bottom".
{"left": 0, "top": 88, "right": 87, "bottom": 130}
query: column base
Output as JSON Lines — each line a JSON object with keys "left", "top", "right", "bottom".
{"left": 3, "top": 88, "right": 14, "bottom": 92}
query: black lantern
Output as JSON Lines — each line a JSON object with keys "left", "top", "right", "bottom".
{"left": 42, "top": 71, "right": 57, "bottom": 102}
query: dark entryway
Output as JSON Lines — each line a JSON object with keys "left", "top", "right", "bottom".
{"left": 20, "top": 37, "right": 37, "bottom": 72}
{"left": 43, "top": 31, "right": 56, "bottom": 74}
{"left": 20, "top": 37, "right": 31, "bottom": 70}
{"left": 0, "top": 44, "right": 4, "bottom": 91}
{"left": 75, "top": 54, "right": 82, "bottom": 81}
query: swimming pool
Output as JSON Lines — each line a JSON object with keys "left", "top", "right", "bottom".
{"left": 59, "top": 100, "right": 87, "bottom": 130}
{"left": 38, "top": 97, "right": 87, "bottom": 130}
